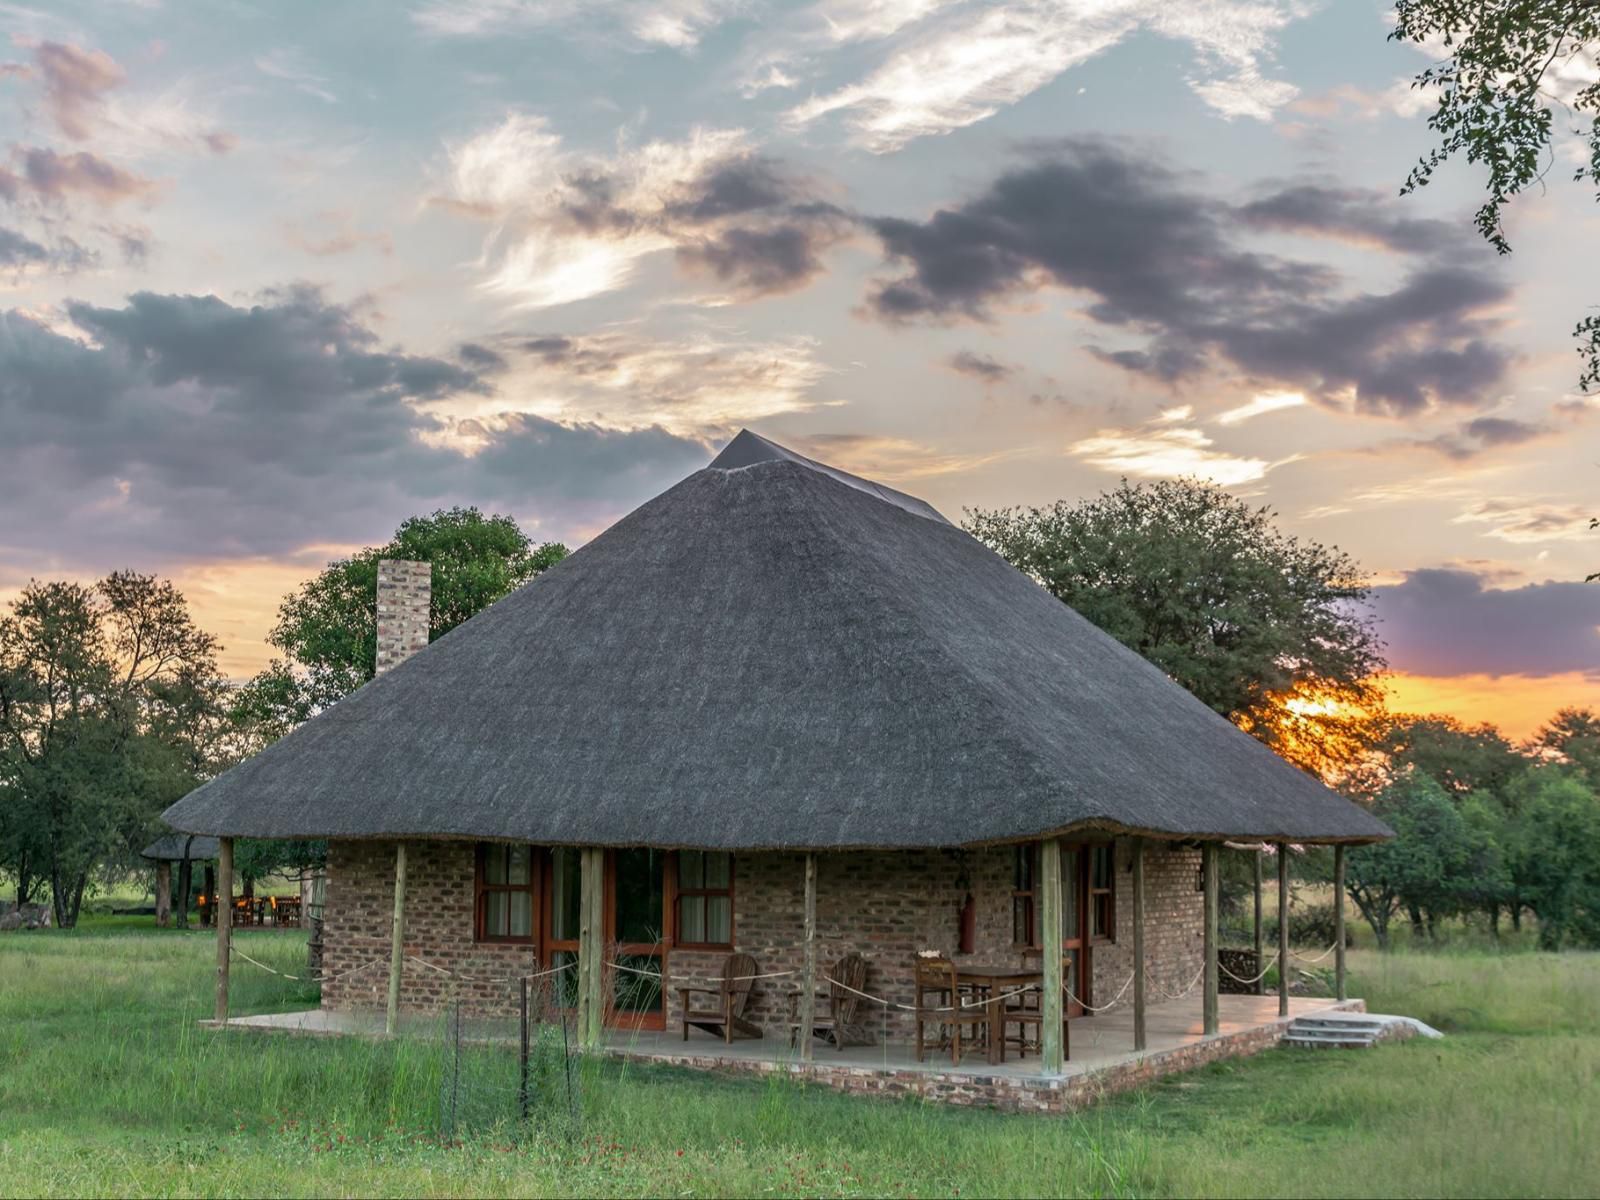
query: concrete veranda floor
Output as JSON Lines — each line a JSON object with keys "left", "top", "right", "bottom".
{"left": 214, "top": 992, "right": 1356, "bottom": 1082}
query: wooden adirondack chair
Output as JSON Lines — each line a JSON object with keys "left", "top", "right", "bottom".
{"left": 678, "top": 953, "right": 763, "bottom": 1044}
{"left": 788, "top": 952, "right": 873, "bottom": 1051}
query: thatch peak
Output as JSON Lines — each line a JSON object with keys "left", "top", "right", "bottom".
{"left": 710, "top": 429, "right": 951, "bottom": 526}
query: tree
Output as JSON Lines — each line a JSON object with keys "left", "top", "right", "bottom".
{"left": 1535, "top": 706, "right": 1600, "bottom": 780}
{"left": 1378, "top": 714, "right": 1527, "bottom": 796}
{"left": 266, "top": 507, "right": 567, "bottom": 711}
{"left": 0, "top": 574, "right": 217, "bottom": 925}
{"left": 1503, "top": 766, "right": 1600, "bottom": 948}
{"left": 1344, "top": 772, "right": 1479, "bottom": 947}
{"left": 1392, "top": 2, "right": 1600, "bottom": 388}
{"left": 966, "top": 478, "right": 1385, "bottom": 777}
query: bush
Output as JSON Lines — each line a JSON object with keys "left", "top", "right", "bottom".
{"left": 1262, "top": 902, "right": 1351, "bottom": 948}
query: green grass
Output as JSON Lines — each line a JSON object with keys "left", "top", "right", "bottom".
{"left": 1, "top": 922, "right": 1596, "bottom": 1198}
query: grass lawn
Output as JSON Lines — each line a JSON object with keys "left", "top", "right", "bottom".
{"left": 1, "top": 921, "right": 1596, "bottom": 1198}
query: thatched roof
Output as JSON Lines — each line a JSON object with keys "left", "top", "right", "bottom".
{"left": 141, "top": 833, "right": 221, "bottom": 862}
{"left": 163, "top": 430, "right": 1391, "bottom": 848}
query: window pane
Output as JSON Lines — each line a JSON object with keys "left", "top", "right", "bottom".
{"left": 484, "top": 845, "right": 507, "bottom": 886}
{"left": 612, "top": 953, "right": 663, "bottom": 1015}
{"left": 1092, "top": 846, "right": 1113, "bottom": 890}
{"left": 1093, "top": 893, "right": 1112, "bottom": 941}
{"left": 679, "top": 895, "right": 706, "bottom": 944}
{"left": 615, "top": 848, "right": 664, "bottom": 944}
{"left": 678, "top": 850, "right": 704, "bottom": 890}
{"left": 485, "top": 891, "right": 509, "bottom": 937}
{"left": 704, "top": 853, "right": 731, "bottom": 889}
{"left": 1014, "top": 846, "right": 1032, "bottom": 890}
{"left": 706, "top": 896, "right": 731, "bottom": 944}
{"left": 511, "top": 892, "right": 533, "bottom": 938}
{"left": 551, "top": 848, "right": 581, "bottom": 941}
{"left": 508, "top": 845, "right": 531, "bottom": 885}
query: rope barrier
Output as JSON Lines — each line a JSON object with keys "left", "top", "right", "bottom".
{"left": 229, "top": 945, "right": 383, "bottom": 985}
{"left": 1148, "top": 962, "right": 1206, "bottom": 1002}
{"left": 1290, "top": 941, "right": 1341, "bottom": 965}
{"left": 1218, "top": 952, "right": 1279, "bottom": 986}
{"left": 1066, "top": 970, "right": 1135, "bottom": 1014}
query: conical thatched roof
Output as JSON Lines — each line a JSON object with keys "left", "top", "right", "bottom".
{"left": 164, "top": 431, "right": 1390, "bottom": 848}
{"left": 140, "top": 832, "right": 221, "bottom": 862}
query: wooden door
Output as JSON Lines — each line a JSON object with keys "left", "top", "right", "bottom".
{"left": 606, "top": 848, "right": 669, "bottom": 1030}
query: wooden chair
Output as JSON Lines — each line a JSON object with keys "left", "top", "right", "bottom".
{"left": 678, "top": 953, "right": 763, "bottom": 1044}
{"left": 787, "top": 952, "right": 873, "bottom": 1051}
{"left": 1003, "top": 952, "right": 1070, "bottom": 1063}
{"left": 913, "top": 956, "right": 989, "bottom": 1065}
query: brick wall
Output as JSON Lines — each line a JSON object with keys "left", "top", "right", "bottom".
{"left": 321, "top": 837, "right": 1204, "bottom": 1039}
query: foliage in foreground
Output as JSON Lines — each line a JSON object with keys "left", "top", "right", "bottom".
{"left": 0, "top": 924, "right": 1596, "bottom": 1198}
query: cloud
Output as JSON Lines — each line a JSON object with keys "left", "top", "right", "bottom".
{"left": 786, "top": 430, "right": 1008, "bottom": 481}
{"left": 1215, "top": 389, "right": 1306, "bottom": 424}
{"left": 28, "top": 41, "right": 123, "bottom": 139}
{"left": 1068, "top": 413, "right": 1290, "bottom": 486}
{"left": 782, "top": 1, "right": 1304, "bottom": 152}
{"left": 1237, "top": 183, "right": 1465, "bottom": 255}
{"left": 282, "top": 210, "right": 395, "bottom": 257}
{"left": 12, "top": 146, "right": 157, "bottom": 206}
{"left": 0, "top": 289, "right": 710, "bottom": 565}
{"left": 946, "top": 349, "right": 1013, "bottom": 382}
{"left": 439, "top": 115, "right": 851, "bottom": 307}
{"left": 433, "top": 327, "right": 832, "bottom": 434}
{"left": 1374, "top": 568, "right": 1600, "bottom": 678}
{"left": 0, "top": 224, "right": 94, "bottom": 273}
{"left": 865, "top": 139, "right": 1513, "bottom": 416}
{"left": 1454, "top": 499, "right": 1593, "bottom": 544}
{"left": 411, "top": 0, "right": 743, "bottom": 49}
{"left": 254, "top": 49, "right": 338, "bottom": 103}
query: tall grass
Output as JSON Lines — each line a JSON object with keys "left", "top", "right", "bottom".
{"left": 0, "top": 924, "right": 1595, "bottom": 1197}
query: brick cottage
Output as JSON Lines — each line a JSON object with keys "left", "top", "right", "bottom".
{"left": 166, "top": 430, "right": 1390, "bottom": 1096}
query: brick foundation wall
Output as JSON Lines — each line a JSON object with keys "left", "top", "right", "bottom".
{"left": 321, "top": 838, "right": 1204, "bottom": 1037}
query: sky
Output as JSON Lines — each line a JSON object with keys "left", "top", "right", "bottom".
{"left": 0, "top": 0, "right": 1595, "bottom": 741}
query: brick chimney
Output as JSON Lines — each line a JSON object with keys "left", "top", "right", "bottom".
{"left": 375, "top": 559, "right": 431, "bottom": 674}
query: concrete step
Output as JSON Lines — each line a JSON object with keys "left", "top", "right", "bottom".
{"left": 1284, "top": 1012, "right": 1442, "bottom": 1050}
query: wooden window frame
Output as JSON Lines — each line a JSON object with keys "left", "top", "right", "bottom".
{"left": 1011, "top": 845, "right": 1036, "bottom": 949}
{"left": 672, "top": 850, "right": 735, "bottom": 951}
{"left": 474, "top": 842, "right": 541, "bottom": 945}
{"left": 1088, "top": 842, "right": 1116, "bottom": 945}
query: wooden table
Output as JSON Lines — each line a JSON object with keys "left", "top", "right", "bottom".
{"left": 955, "top": 965, "right": 1043, "bottom": 1065}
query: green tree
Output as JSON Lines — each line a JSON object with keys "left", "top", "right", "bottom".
{"left": 1344, "top": 772, "right": 1479, "bottom": 948}
{"left": 1535, "top": 706, "right": 1600, "bottom": 781}
{"left": 1503, "top": 766, "right": 1600, "bottom": 948}
{"left": 965, "top": 478, "right": 1384, "bottom": 777}
{"left": 266, "top": 507, "right": 567, "bottom": 711}
{"left": 0, "top": 574, "right": 217, "bottom": 925}
{"left": 1378, "top": 714, "right": 1528, "bottom": 797}
{"left": 1392, "top": 2, "right": 1600, "bottom": 388}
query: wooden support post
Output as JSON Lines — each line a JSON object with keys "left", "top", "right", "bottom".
{"left": 1334, "top": 844, "right": 1347, "bottom": 1003}
{"left": 1202, "top": 841, "right": 1219, "bottom": 1036}
{"left": 1277, "top": 841, "right": 1291, "bottom": 1018}
{"left": 1252, "top": 849, "right": 1264, "bottom": 997}
{"left": 577, "top": 847, "right": 605, "bottom": 1051}
{"left": 798, "top": 852, "right": 818, "bottom": 1063}
{"left": 214, "top": 837, "right": 233, "bottom": 1024}
{"left": 175, "top": 857, "right": 192, "bottom": 930}
{"left": 386, "top": 841, "right": 407, "bottom": 1037}
{"left": 154, "top": 861, "right": 171, "bottom": 928}
{"left": 1039, "top": 837, "right": 1065, "bottom": 1074}
{"left": 1132, "top": 838, "right": 1147, "bottom": 1053}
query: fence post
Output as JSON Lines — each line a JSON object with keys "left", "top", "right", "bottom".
{"left": 1039, "top": 837, "right": 1064, "bottom": 1074}
{"left": 519, "top": 975, "right": 530, "bottom": 1123}
{"left": 386, "top": 841, "right": 407, "bottom": 1037}
{"left": 214, "top": 837, "right": 233, "bottom": 1024}
{"left": 798, "top": 852, "right": 818, "bottom": 1063}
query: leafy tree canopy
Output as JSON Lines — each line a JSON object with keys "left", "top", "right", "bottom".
{"left": 1392, "top": 1, "right": 1600, "bottom": 388}
{"left": 1535, "top": 706, "right": 1600, "bottom": 780}
{"left": 966, "top": 478, "right": 1385, "bottom": 777}
{"left": 266, "top": 507, "right": 567, "bottom": 711}
{"left": 1377, "top": 713, "right": 1528, "bottom": 797}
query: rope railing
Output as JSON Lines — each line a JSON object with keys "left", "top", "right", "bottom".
{"left": 229, "top": 945, "right": 384, "bottom": 985}
{"left": 1218, "top": 952, "right": 1279, "bottom": 986}
{"left": 1067, "top": 970, "right": 1135, "bottom": 1014}
{"left": 1290, "top": 941, "right": 1341, "bottom": 965}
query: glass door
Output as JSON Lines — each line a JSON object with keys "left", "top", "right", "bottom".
{"left": 543, "top": 847, "right": 582, "bottom": 1010}
{"left": 607, "top": 848, "right": 667, "bottom": 1030}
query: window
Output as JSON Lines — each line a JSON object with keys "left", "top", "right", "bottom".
{"left": 476, "top": 843, "right": 537, "bottom": 942}
{"left": 1011, "top": 846, "right": 1035, "bottom": 947}
{"left": 675, "top": 851, "right": 733, "bottom": 947}
{"left": 1089, "top": 844, "right": 1115, "bottom": 942}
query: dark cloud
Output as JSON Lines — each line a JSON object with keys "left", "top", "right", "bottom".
{"left": 1374, "top": 568, "right": 1600, "bottom": 677}
{"left": 1463, "top": 416, "right": 1542, "bottom": 446}
{"left": 1392, "top": 415, "right": 1548, "bottom": 461}
{"left": 456, "top": 341, "right": 508, "bottom": 371}
{"left": 676, "top": 220, "right": 843, "bottom": 294}
{"left": 946, "top": 350, "right": 1014, "bottom": 382}
{"left": 0, "top": 224, "right": 96, "bottom": 273}
{"left": 0, "top": 289, "right": 708, "bottom": 565}
{"left": 663, "top": 157, "right": 792, "bottom": 223}
{"left": 16, "top": 147, "right": 156, "bottom": 206}
{"left": 864, "top": 140, "right": 1513, "bottom": 416}
{"left": 0, "top": 226, "right": 48, "bottom": 266}
{"left": 1238, "top": 184, "right": 1465, "bottom": 255}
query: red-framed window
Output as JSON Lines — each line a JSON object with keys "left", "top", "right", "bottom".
{"left": 475, "top": 843, "right": 539, "bottom": 943}
{"left": 1088, "top": 843, "right": 1116, "bottom": 943}
{"left": 674, "top": 851, "right": 734, "bottom": 949}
